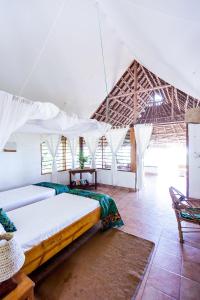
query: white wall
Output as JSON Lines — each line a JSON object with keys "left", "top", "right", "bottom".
{"left": 188, "top": 124, "right": 200, "bottom": 198}
{"left": 97, "top": 169, "right": 135, "bottom": 189}
{"left": 0, "top": 134, "right": 134, "bottom": 191}
{"left": 0, "top": 133, "right": 68, "bottom": 191}
{"left": 144, "top": 166, "right": 158, "bottom": 175}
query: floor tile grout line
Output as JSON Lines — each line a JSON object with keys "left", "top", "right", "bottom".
{"left": 98, "top": 178, "right": 200, "bottom": 299}
{"left": 140, "top": 213, "right": 164, "bottom": 299}
{"left": 144, "top": 284, "right": 179, "bottom": 300}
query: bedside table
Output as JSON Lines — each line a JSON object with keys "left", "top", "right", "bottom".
{"left": 2, "top": 273, "right": 35, "bottom": 300}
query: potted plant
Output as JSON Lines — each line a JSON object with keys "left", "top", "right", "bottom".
{"left": 79, "top": 150, "right": 88, "bottom": 169}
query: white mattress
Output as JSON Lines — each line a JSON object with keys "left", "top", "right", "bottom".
{"left": 9, "top": 193, "right": 100, "bottom": 252}
{"left": 0, "top": 185, "right": 56, "bottom": 212}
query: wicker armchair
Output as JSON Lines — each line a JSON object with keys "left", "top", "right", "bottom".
{"left": 169, "top": 187, "right": 200, "bottom": 243}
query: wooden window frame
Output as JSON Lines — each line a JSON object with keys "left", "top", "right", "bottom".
{"left": 95, "top": 128, "right": 136, "bottom": 173}
{"left": 41, "top": 136, "right": 67, "bottom": 175}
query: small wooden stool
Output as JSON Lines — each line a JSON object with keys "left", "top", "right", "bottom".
{"left": 2, "top": 273, "right": 35, "bottom": 300}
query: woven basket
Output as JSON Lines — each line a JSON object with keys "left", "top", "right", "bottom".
{"left": 0, "top": 233, "right": 25, "bottom": 282}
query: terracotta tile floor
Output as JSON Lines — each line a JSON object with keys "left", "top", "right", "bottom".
{"left": 96, "top": 174, "right": 200, "bottom": 300}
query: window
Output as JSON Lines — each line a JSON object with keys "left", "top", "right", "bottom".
{"left": 95, "top": 136, "right": 112, "bottom": 169}
{"left": 95, "top": 130, "right": 132, "bottom": 172}
{"left": 82, "top": 138, "right": 91, "bottom": 167}
{"left": 41, "top": 130, "right": 133, "bottom": 174}
{"left": 117, "top": 130, "right": 131, "bottom": 171}
{"left": 41, "top": 136, "right": 67, "bottom": 174}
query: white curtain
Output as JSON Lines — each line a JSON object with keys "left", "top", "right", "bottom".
{"left": 68, "top": 137, "right": 79, "bottom": 169}
{"left": 0, "top": 90, "right": 59, "bottom": 151}
{"left": 106, "top": 127, "right": 128, "bottom": 185}
{"left": 134, "top": 124, "right": 153, "bottom": 190}
{"left": 43, "top": 134, "right": 61, "bottom": 182}
{"left": 83, "top": 135, "right": 100, "bottom": 168}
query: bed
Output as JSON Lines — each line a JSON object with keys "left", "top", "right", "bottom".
{"left": 8, "top": 193, "right": 101, "bottom": 274}
{"left": 0, "top": 185, "right": 56, "bottom": 212}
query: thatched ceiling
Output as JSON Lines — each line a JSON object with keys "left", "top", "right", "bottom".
{"left": 92, "top": 60, "right": 198, "bottom": 143}
{"left": 151, "top": 123, "right": 186, "bottom": 145}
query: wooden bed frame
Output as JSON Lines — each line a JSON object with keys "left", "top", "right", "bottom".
{"left": 22, "top": 207, "right": 101, "bottom": 274}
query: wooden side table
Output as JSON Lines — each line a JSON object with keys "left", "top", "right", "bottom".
{"left": 2, "top": 273, "right": 35, "bottom": 300}
{"left": 69, "top": 168, "right": 97, "bottom": 189}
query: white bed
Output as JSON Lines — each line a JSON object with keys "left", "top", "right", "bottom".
{"left": 0, "top": 185, "right": 56, "bottom": 212}
{"left": 8, "top": 193, "right": 100, "bottom": 252}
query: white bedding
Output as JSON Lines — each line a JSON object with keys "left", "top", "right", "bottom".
{"left": 0, "top": 185, "right": 56, "bottom": 212}
{"left": 9, "top": 193, "right": 100, "bottom": 252}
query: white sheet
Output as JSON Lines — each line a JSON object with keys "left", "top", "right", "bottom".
{"left": 0, "top": 185, "right": 56, "bottom": 212}
{"left": 0, "top": 223, "right": 5, "bottom": 233}
{"left": 9, "top": 193, "right": 100, "bottom": 252}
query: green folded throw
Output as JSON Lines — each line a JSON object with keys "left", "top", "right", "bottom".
{"left": 68, "top": 189, "right": 124, "bottom": 230}
{"left": 0, "top": 209, "right": 17, "bottom": 232}
{"left": 34, "top": 182, "right": 70, "bottom": 195}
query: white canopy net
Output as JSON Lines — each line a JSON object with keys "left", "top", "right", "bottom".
{"left": 0, "top": 90, "right": 110, "bottom": 151}
{"left": 0, "top": 90, "right": 59, "bottom": 151}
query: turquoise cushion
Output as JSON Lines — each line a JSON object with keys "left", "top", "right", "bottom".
{"left": 181, "top": 208, "right": 200, "bottom": 221}
{"left": 0, "top": 209, "right": 17, "bottom": 232}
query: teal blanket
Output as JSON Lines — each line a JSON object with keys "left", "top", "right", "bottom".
{"left": 34, "top": 182, "right": 70, "bottom": 195}
{"left": 69, "top": 189, "right": 124, "bottom": 230}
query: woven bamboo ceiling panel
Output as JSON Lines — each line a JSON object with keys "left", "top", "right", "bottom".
{"left": 91, "top": 60, "right": 199, "bottom": 143}
{"left": 91, "top": 60, "right": 200, "bottom": 126}
{"left": 151, "top": 123, "right": 186, "bottom": 145}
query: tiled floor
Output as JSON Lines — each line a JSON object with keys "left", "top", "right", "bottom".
{"left": 96, "top": 174, "right": 200, "bottom": 300}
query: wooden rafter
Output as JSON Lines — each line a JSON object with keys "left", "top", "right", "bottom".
{"left": 91, "top": 59, "right": 200, "bottom": 143}
{"left": 133, "top": 61, "right": 138, "bottom": 123}
{"left": 137, "top": 84, "right": 171, "bottom": 94}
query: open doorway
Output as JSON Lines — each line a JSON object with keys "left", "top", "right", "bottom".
{"left": 144, "top": 123, "right": 186, "bottom": 192}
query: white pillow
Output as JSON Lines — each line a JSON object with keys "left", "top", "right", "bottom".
{"left": 0, "top": 223, "right": 5, "bottom": 233}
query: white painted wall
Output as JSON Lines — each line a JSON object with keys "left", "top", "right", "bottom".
{"left": 144, "top": 166, "right": 158, "bottom": 175}
{"left": 188, "top": 124, "right": 200, "bottom": 198}
{"left": 97, "top": 169, "right": 135, "bottom": 189}
{"left": 0, "top": 134, "right": 135, "bottom": 191}
{"left": 0, "top": 133, "right": 68, "bottom": 192}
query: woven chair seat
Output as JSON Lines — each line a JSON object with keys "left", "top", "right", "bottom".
{"left": 181, "top": 208, "right": 200, "bottom": 221}
{"left": 169, "top": 187, "right": 200, "bottom": 243}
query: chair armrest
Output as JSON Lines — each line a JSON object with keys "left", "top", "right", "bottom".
{"left": 186, "top": 199, "right": 200, "bottom": 208}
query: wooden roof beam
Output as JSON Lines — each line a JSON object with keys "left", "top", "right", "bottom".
{"left": 140, "top": 65, "right": 154, "bottom": 89}
{"left": 154, "top": 74, "right": 170, "bottom": 103}
{"left": 171, "top": 87, "right": 174, "bottom": 119}
{"left": 141, "top": 66, "right": 166, "bottom": 103}
{"left": 137, "top": 84, "right": 171, "bottom": 94}
{"left": 102, "top": 105, "right": 128, "bottom": 123}
{"left": 108, "top": 84, "right": 171, "bottom": 100}
{"left": 112, "top": 84, "right": 148, "bottom": 112}
{"left": 185, "top": 95, "right": 189, "bottom": 112}
{"left": 174, "top": 88, "right": 181, "bottom": 112}
{"left": 133, "top": 61, "right": 138, "bottom": 123}
{"left": 93, "top": 112, "right": 123, "bottom": 126}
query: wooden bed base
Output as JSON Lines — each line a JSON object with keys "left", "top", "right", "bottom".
{"left": 22, "top": 207, "right": 101, "bottom": 274}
